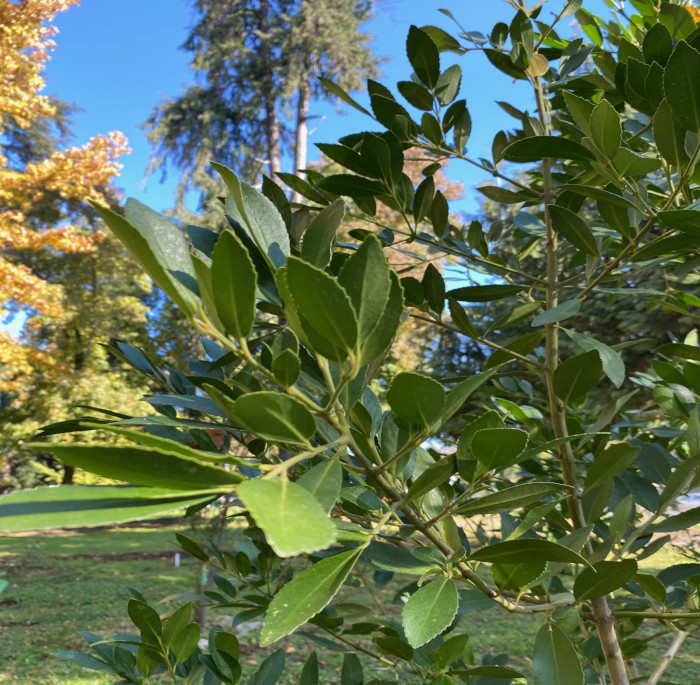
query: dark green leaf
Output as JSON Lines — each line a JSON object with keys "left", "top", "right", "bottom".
{"left": 663, "top": 40, "right": 700, "bottom": 133}
{"left": 402, "top": 578, "right": 458, "bottom": 648}
{"left": 405, "top": 455, "right": 456, "bottom": 502}
{"left": 456, "top": 482, "right": 567, "bottom": 517}
{"left": 435, "top": 64, "right": 462, "bottom": 106}
{"left": 549, "top": 205, "right": 599, "bottom": 256}
{"left": 532, "top": 300, "right": 582, "bottom": 326}
{"left": 271, "top": 349, "right": 301, "bottom": 388}
{"left": 407, "top": 25, "right": 440, "bottom": 88}
{"left": 652, "top": 506, "right": 700, "bottom": 533}
{"left": 476, "top": 185, "right": 531, "bottom": 204}
{"left": 301, "top": 199, "right": 345, "bottom": 269}
{"left": 447, "top": 284, "right": 523, "bottom": 302}
{"left": 387, "top": 372, "right": 445, "bottom": 428}
{"left": 657, "top": 210, "right": 700, "bottom": 236}
{"left": 249, "top": 649, "right": 285, "bottom": 685}
{"left": 643, "top": 22, "right": 673, "bottom": 66}
{"left": 397, "top": 80, "right": 434, "bottom": 110}
{"left": 211, "top": 230, "right": 257, "bottom": 339}
{"left": 316, "top": 174, "right": 385, "bottom": 198}
{"left": 483, "top": 49, "right": 527, "bottom": 80}
{"left": 589, "top": 99, "right": 621, "bottom": 157}
{"left": 655, "top": 342, "right": 700, "bottom": 361}
{"left": 319, "top": 77, "right": 372, "bottom": 116}
{"left": 503, "top": 137, "right": 594, "bottom": 162}
{"left": 237, "top": 479, "right": 336, "bottom": 557}
{"left": 261, "top": 548, "right": 362, "bottom": 646}
{"left": 553, "top": 350, "right": 602, "bottom": 403}
{"left": 574, "top": 559, "right": 638, "bottom": 601}
{"left": 533, "top": 623, "right": 584, "bottom": 685}
{"left": 611, "top": 147, "right": 662, "bottom": 177}
{"left": 232, "top": 392, "right": 316, "bottom": 445}
{"left": 563, "top": 329, "right": 626, "bottom": 388}
{"left": 448, "top": 298, "right": 478, "bottom": 338}
{"left": 422, "top": 264, "right": 445, "bottom": 316}
{"left": 654, "top": 99, "right": 690, "bottom": 169}
{"left": 299, "top": 652, "right": 319, "bottom": 685}
{"left": 469, "top": 428, "right": 529, "bottom": 470}
{"left": 298, "top": 458, "right": 342, "bottom": 513}
{"left": 470, "top": 539, "right": 588, "bottom": 566}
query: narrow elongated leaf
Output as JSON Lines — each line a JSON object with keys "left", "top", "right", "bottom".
{"left": 237, "top": 479, "right": 336, "bottom": 556}
{"left": 402, "top": 578, "right": 458, "bottom": 648}
{"left": 404, "top": 455, "right": 456, "bottom": 502}
{"left": 387, "top": 372, "right": 445, "bottom": 428}
{"left": 574, "top": 560, "right": 638, "bottom": 601}
{"left": 298, "top": 458, "right": 342, "bottom": 513}
{"left": 261, "top": 548, "right": 362, "bottom": 646}
{"left": 532, "top": 300, "right": 582, "bottom": 326}
{"left": 439, "top": 370, "right": 495, "bottom": 426}
{"left": 364, "top": 541, "right": 434, "bottom": 575}
{"left": 319, "top": 77, "right": 371, "bottom": 116}
{"left": 0, "top": 485, "right": 213, "bottom": 533}
{"left": 652, "top": 506, "right": 700, "bottom": 533}
{"left": 211, "top": 230, "right": 257, "bottom": 339}
{"left": 503, "top": 137, "right": 594, "bottom": 162}
{"left": 316, "top": 174, "right": 385, "bottom": 197}
{"left": 549, "top": 205, "right": 599, "bottom": 256}
{"left": 285, "top": 257, "right": 358, "bottom": 361}
{"left": 213, "top": 163, "right": 289, "bottom": 270}
{"left": 470, "top": 539, "right": 588, "bottom": 566}
{"left": 553, "top": 350, "right": 602, "bottom": 403}
{"left": 585, "top": 442, "right": 640, "bottom": 492}
{"left": 447, "top": 285, "right": 523, "bottom": 302}
{"left": 31, "top": 444, "right": 241, "bottom": 490}
{"left": 469, "top": 428, "right": 529, "bottom": 470}
{"left": 338, "top": 235, "right": 392, "bottom": 364}
{"left": 456, "top": 483, "right": 567, "bottom": 517}
{"left": 657, "top": 210, "right": 700, "bottom": 236}
{"left": 301, "top": 199, "right": 345, "bottom": 268}
{"left": 533, "top": 623, "right": 584, "bottom": 685}
{"left": 663, "top": 41, "right": 700, "bottom": 133}
{"left": 232, "top": 392, "right": 316, "bottom": 445}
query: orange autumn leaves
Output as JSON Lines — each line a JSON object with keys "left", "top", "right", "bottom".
{"left": 1, "top": 0, "right": 129, "bottom": 319}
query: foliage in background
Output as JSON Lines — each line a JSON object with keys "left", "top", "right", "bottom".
{"left": 2, "top": 1, "right": 700, "bottom": 685}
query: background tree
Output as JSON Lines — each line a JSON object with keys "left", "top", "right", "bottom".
{"left": 145, "top": 0, "right": 380, "bottom": 218}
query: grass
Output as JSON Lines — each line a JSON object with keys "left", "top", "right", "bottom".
{"left": 1, "top": 523, "right": 698, "bottom": 684}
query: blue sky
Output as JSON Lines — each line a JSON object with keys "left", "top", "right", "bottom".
{"left": 44, "top": 0, "right": 608, "bottom": 217}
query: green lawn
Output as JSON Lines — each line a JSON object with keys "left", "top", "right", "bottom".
{"left": 1, "top": 523, "right": 698, "bottom": 684}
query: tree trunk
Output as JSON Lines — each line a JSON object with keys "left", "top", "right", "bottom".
{"left": 259, "top": 0, "right": 282, "bottom": 179}
{"left": 291, "top": 71, "right": 310, "bottom": 203}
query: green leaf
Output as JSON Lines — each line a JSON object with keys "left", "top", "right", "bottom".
{"left": 435, "top": 64, "right": 462, "bottom": 106}
{"left": 549, "top": 205, "right": 599, "bottom": 256}
{"left": 0, "top": 485, "right": 214, "bottom": 533}
{"left": 271, "top": 349, "right": 301, "bottom": 388}
{"left": 470, "top": 539, "right": 588, "bottom": 566}
{"left": 237, "top": 479, "right": 336, "bottom": 557}
{"left": 532, "top": 300, "right": 582, "bottom": 326}
{"left": 563, "top": 329, "right": 626, "bottom": 388}
{"left": 299, "top": 652, "right": 319, "bottom": 685}
{"left": 655, "top": 342, "right": 700, "bottom": 361}
{"left": 589, "top": 99, "right": 621, "bottom": 157}
{"left": 552, "top": 350, "right": 602, "bottom": 404}
{"left": 249, "top": 649, "right": 285, "bottom": 685}
{"left": 405, "top": 455, "right": 456, "bottom": 502}
{"left": 448, "top": 297, "right": 478, "bottom": 338}
{"left": 643, "top": 22, "right": 673, "bottom": 66}
{"left": 533, "top": 623, "right": 584, "bottom": 685}
{"left": 574, "top": 559, "right": 638, "bottom": 601}
{"left": 212, "top": 162, "right": 290, "bottom": 269}
{"left": 319, "top": 77, "right": 372, "bottom": 117}
{"left": 456, "top": 482, "right": 567, "bottom": 517}
{"left": 93, "top": 203, "right": 197, "bottom": 316}
{"left": 484, "top": 331, "right": 543, "bottom": 369}
{"left": 503, "top": 137, "right": 594, "bottom": 162}
{"left": 469, "top": 428, "right": 529, "bottom": 471}
{"left": 447, "top": 284, "right": 523, "bottom": 302}
{"left": 483, "top": 49, "right": 527, "bottom": 80}
{"left": 260, "top": 548, "right": 362, "bottom": 646}
{"left": 476, "top": 185, "right": 530, "bottom": 204}
{"left": 364, "top": 541, "right": 435, "bottom": 575}
{"left": 658, "top": 453, "right": 700, "bottom": 512}
{"left": 422, "top": 264, "right": 445, "bottom": 316}
{"left": 341, "top": 653, "right": 363, "bottom": 685}
{"left": 407, "top": 25, "right": 440, "bottom": 88}
{"left": 54, "top": 651, "right": 114, "bottom": 674}
{"left": 611, "top": 147, "right": 662, "bottom": 177}
{"left": 397, "top": 80, "right": 434, "bottom": 110}
{"left": 402, "top": 577, "right": 458, "bottom": 648}
{"left": 558, "top": 184, "right": 636, "bottom": 208}
{"left": 453, "top": 108, "right": 472, "bottom": 153}
{"left": 360, "top": 270, "right": 404, "bottom": 363}
{"left": 652, "top": 506, "right": 700, "bottom": 533}
{"left": 634, "top": 573, "right": 666, "bottom": 603}
{"left": 387, "top": 372, "right": 445, "bottom": 428}
{"left": 298, "top": 458, "right": 342, "bottom": 513}
{"left": 654, "top": 99, "right": 690, "bottom": 169}
{"left": 316, "top": 174, "right": 385, "bottom": 198}
{"left": 32, "top": 443, "right": 241, "bottom": 490}
{"left": 232, "top": 392, "right": 316, "bottom": 445}
{"left": 439, "top": 371, "right": 495, "bottom": 425}
{"left": 338, "top": 235, "right": 392, "bottom": 364}
{"left": 657, "top": 210, "right": 700, "bottom": 236}
{"left": 285, "top": 257, "right": 358, "bottom": 361}
{"left": 663, "top": 40, "right": 700, "bottom": 133}
{"left": 301, "top": 199, "right": 345, "bottom": 269}
{"left": 210, "top": 230, "right": 257, "bottom": 339}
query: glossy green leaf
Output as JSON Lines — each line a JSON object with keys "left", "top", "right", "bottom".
{"left": 31, "top": 443, "right": 241, "bottom": 490}
{"left": 261, "top": 548, "right": 361, "bottom": 646}
{"left": 589, "top": 99, "right": 621, "bottom": 157}
{"left": 469, "top": 428, "right": 529, "bottom": 470}
{"left": 0, "top": 485, "right": 215, "bottom": 533}
{"left": 663, "top": 40, "right": 700, "bottom": 133}
{"left": 476, "top": 185, "right": 530, "bottom": 204}
{"left": 558, "top": 184, "right": 636, "bottom": 208}
{"left": 652, "top": 506, "right": 700, "bottom": 533}
{"left": 657, "top": 210, "right": 700, "bottom": 237}
{"left": 447, "top": 284, "right": 523, "bottom": 302}
{"left": 456, "top": 482, "right": 567, "bottom": 517}
{"left": 232, "top": 392, "right": 316, "bottom": 445}
{"left": 549, "top": 205, "right": 599, "bottom": 256}
{"left": 338, "top": 235, "right": 392, "bottom": 364}
{"left": 211, "top": 230, "right": 257, "bottom": 339}
{"left": 643, "top": 22, "right": 673, "bottom": 66}
{"left": 301, "top": 199, "right": 345, "bottom": 269}
{"left": 405, "top": 455, "right": 456, "bottom": 502}
{"left": 448, "top": 297, "right": 478, "bottom": 338}
{"left": 553, "top": 350, "right": 602, "bottom": 404}
{"left": 237, "top": 479, "right": 336, "bottom": 557}
{"left": 611, "top": 147, "right": 661, "bottom": 177}
{"left": 532, "top": 300, "right": 582, "bottom": 326}
{"left": 271, "top": 349, "right": 301, "bottom": 387}
{"left": 213, "top": 162, "right": 290, "bottom": 269}
{"left": 298, "top": 458, "right": 342, "bottom": 513}
{"left": 397, "top": 80, "right": 434, "bottom": 110}
{"left": 316, "top": 174, "right": 385, "bottom": 197}
{"left": 574, "top": 559, "right": 638, "bottom": 601}
{"left": 503, "top": 137, "right": 594, "bottom": 162}
{"left": 634, "top": 573, "right": 666, "bottom": 603}
{"left": 407, "top": 25, "right": 440, "bottom": 88}
{"left": 285, "top": 257, "right": 358, "bottom": 361}
{"left": 402, "top": 578, "right": 458, "bottom": 648}
{"left": 387, "top": 372, "right": 445, "bottom": 428}
{"left": 654, "top": 99, "right": 690, "bottom": 169}
{"left": 533, "top": 623, "right": 584, "bottom": 685}
{"left": 422, "top": 264, "right": 445, "bottom": 316}
{"left": 470, "top": 539, "right": 588, "bottom": 566}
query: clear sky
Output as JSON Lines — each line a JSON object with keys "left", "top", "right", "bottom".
{"left": 44, "top": 0, "right": 608, "bottom": 216}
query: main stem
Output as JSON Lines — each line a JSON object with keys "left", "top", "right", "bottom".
{"left": 533, "top": 76, "right": 629, "bottom": 685}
